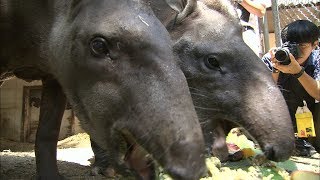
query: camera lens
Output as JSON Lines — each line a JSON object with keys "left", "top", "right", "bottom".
{"left": 275, "top": 49, "right": 290, "bottom": 65}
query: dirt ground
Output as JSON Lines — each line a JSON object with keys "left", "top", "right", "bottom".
{"left": 1, "top": 133, "right": 319, "bottom": 180}
{"left": 0, "top": 133, "right": 109, "bottom": 179}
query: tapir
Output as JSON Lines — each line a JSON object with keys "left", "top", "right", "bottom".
{"left": 91, "top": 0, "right": 296, "bottom": 178}
{"left": 0, "top": 0, "right": 207, "bottom": 179}
{"left": 151, "top": 0, "right": 295, "bottom": 161}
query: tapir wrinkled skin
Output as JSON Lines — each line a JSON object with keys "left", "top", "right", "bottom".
{"left": 0, "top": 0, "right": 207, "bottom": 179}
{"left": 155, "top": 0, "right": 295, "bottom": 162}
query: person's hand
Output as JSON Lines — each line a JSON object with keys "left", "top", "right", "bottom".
{"left": 267, "top": 48, "right": 280, "bottom": 73}
{"left": 268, "top": 48, "right": 277, "bottom": 63}
{"left": 272, "top": 53, "right": 302, "bottom": 74}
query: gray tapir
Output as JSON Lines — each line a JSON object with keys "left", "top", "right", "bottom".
{"left": 91, "top": 0, "right": 295, "bottom": 178}
{"left": 153, "top": 0, "right": 295, "bottom": 161}
{"left": 0, "top": 0, "right": 207, "bottom": 179}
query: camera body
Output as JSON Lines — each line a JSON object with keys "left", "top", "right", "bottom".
{"left": 275, "top": 42, "right": 301, "bottom": 65}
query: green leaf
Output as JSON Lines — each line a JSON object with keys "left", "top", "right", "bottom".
{"left": 276, "top": 160, "right": 298, "bottom": 172}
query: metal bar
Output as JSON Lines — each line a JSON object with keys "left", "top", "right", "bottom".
{"left": 263, "top": 14, "right": 270, "bottom": 53}
{"left": 271, "top": 0, "right": 282, "bottom": 46}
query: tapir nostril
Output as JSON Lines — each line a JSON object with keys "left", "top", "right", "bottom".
{"left": 263, "top": 144, "right": 293, "bottom": 162}
{"left": 166, "top": 142, "right": 207, "bottom": 180}
{"left": 263, "top": 145, "right": 276, "bottom": 160}
{"left": 166, "top": 167, "right": 187, "bottom": 180}
{"left": 166, "top": 166, "right": 206, "bottom": 180}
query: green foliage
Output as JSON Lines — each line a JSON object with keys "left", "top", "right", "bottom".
{"left": 276, "top": 160, "right": 298, "bottom": 172}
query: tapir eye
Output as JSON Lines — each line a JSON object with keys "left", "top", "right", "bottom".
{"left": 204, "top": 54, "right": 225, "bottom": 74}
{"left": 90, "top": 37, "right": 110, "bottom": 58}
{"left": 204, "top": 54, "right": 220, "bottom": 69}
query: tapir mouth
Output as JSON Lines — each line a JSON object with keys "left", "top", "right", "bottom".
{"left": 201, "top": 110, "right": 294, "bottom": 162}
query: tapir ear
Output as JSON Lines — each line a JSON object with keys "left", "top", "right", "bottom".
{"left": 71, "top": 0, "right": 82, "bottom": 8}
{"left": 165, "top": 0, "right": 197, "bottom": 23}
{"left": 165, "top": 0, "right": 187, "bottom": 12}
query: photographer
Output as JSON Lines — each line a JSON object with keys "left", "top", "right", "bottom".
{"left": 261, "top": 20, "right": 320, "bottom": 156}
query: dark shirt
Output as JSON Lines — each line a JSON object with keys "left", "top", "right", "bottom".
{"left": 261, "top": 50, "right": 320, "bottom": 129}
{"left": 237, "top": 3, "right": 250, "bottom": 22}
{"left": 235, "top": 2, "right": 254, "bottom": 31}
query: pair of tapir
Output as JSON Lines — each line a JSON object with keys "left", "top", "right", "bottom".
{"left": 0, "top": 0, "right": 295, "bottom": 179}
{"left": 90, "top": 0, "right": 296, "bottom": 178}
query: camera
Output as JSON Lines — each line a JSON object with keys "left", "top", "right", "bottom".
{"left": 274, "top": 42, "right": 301, "bottom": 65}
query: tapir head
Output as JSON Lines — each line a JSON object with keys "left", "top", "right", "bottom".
{"left": 152, "top": 0, "right": 295, "bottom": 162}
{"left": 48, "top": 0, "right": 206, "bottom": 179}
